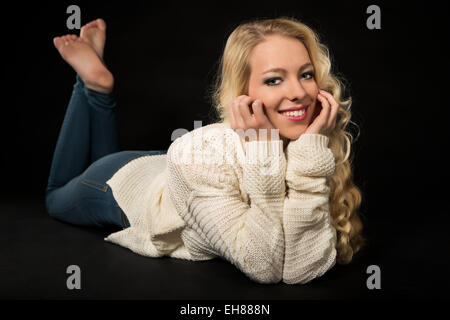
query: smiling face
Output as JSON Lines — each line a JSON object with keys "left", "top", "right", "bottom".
{"left": 248, "top": 34, "right": 320, "bottom": 143}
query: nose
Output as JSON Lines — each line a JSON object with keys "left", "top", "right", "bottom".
{"left": 285, "top": 77, "right": 308, "bottom": 102}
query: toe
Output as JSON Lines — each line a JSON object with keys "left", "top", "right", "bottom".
{"left": 81, "top": 22, "right": 91, "bottom": 33}
{"left": 86, "top": 20, "right": 96, "bottom": 28}
{"left": 53, "top": 36, "right": 63, "bottom": 49}
{"left": 64, "top": 36, "right": 73, "bottom": 45}
{"left": 96, "top": 18, "right": 107, "bottom": 31}
{"left": 62, "top": 35, "right": 70, "bottom": 44}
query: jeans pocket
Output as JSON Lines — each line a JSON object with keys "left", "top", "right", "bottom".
{"left": 79, "top": 155, "right": 119, "bottom": 192}
{"left": 81, "top": 174, "right": 109, "bottom": 192}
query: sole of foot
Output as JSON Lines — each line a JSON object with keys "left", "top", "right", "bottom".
{"left": 53, "top": 34, "right": 114, "bottom": 94}
{"left": 80, "top": 18, "right": 107, "bottom": 60}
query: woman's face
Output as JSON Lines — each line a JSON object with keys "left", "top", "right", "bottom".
{"left": 248, "top": 34, "right": 320, "bottom": 142}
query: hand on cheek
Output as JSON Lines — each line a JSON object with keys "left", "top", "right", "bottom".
{"left": 304, "top": 90, "right": 339, "bottom": 136}
{"left": 229, "top": 95, "right": 277, "bottom": 141}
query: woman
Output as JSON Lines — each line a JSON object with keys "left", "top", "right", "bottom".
{"left": 46, "top": 16, "right": 365, "bottom": 284}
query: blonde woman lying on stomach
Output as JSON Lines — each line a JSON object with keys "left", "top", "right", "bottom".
{"left": 45, "top": 16, "right": 366, "bottom": 284}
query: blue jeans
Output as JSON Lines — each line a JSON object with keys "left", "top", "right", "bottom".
{"left": 45, "top": 75, "right": 167, "bottom": 230}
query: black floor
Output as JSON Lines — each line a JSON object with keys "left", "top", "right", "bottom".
{"left": 1, "top": 194, "right": 448, "bottom": 300}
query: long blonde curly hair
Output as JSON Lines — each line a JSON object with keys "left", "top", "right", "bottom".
{"left": 207, "top": 16, "right": 366, "bottom": 265}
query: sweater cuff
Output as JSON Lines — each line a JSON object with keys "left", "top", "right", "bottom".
{"left": 292, "top": 134, "right": 329, "bottom": 151}
{"left": 245, "top": 139, "right": 284, "bottom": 160}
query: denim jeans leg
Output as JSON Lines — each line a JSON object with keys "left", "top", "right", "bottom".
{"left": 45, "top": 75, "right": 91, "bottom": 195}
{"left": 82, "top": 78, "right": 120, "bottom": 163}
{"left": 46, "top": 75, "right": 122, "bottom": 228}
{"left": 47, "top": 150, "right": 166, "bottom": 228}
{"left": 46, "top": 74, "right": 168, "bottom": 229}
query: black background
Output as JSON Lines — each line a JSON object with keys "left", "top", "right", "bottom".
{"left": 1, "top": 0, "right": 449, "bottom": 301}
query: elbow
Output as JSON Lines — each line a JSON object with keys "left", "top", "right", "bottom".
{"left": 246, "top": 267, "right": 283, "bottom": 284}
{"left": 283, "top": 230, "right": 337, "bottom": 285}
{"left": 283, "top": 247, "right": 337, "bottom": 284}
{"left": 238, "top": 253, "right": 284, "bottom": 284}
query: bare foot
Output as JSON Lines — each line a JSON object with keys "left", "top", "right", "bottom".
{"left": 80, "top": 18, "right": 107, "bottom": 60}
{"left": 53, "top": 34, "right": 114, "bottom": 94}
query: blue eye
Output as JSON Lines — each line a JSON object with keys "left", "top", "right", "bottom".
{"left": 264, "top": 78, "right": 282, "bottom": 86}
{"left": 264, "top": 71, "right": 315, "bottom": 86}
{"left": 303, "top": 71, "right": 315, "bottom": 80}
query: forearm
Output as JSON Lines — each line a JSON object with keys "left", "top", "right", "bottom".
{"left": 236, "top": 139, "right": 287, "bottom": 282}
{"left": 282, "top": 133, "right": 337, "bottom": 284}
{"left": 283, "top": 184, "right": 337, "bottom": 284}
{"left": 168, "top": 136, "right": 287, "bottom": 283}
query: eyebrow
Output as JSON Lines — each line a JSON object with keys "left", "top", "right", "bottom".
{"left": 262, "top": 63, "right": 313, "bottom": 74}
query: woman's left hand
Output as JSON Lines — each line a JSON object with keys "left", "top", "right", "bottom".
{"left": 304, "top": 89, "right": 339, "bottom": 136}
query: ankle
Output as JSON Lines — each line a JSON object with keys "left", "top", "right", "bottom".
{"left": 84, "top": 71, "right": 114, "bottom": 94}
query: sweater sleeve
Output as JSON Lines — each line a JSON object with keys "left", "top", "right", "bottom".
{"left": 167, "top": 136, "right": 286, "bottom": 284}
{"left": 282, "top": 133, "right": 338, "bottom": 284}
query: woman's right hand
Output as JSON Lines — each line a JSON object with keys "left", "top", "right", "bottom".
{"left": 229, "top": 95, "right": 277, "bottom": 141}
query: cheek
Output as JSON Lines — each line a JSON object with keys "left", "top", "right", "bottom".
{"left": 264, "top": 104, "right": 281, "bottom": 120}
{"left": 309, "top": 83, "right": 319, "bottom": 100}
{"left": 258, "top": 96, "right": 278, "bottom": 115}
{"left": 309, "top": 99, "right": 321, "bottom": 122}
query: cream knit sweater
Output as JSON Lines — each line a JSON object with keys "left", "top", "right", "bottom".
{"left": 104, "top": 122, "right": 337, "bottom": 284}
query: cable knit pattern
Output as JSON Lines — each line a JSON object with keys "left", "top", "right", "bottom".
{"left": 103, "top": 122, "right": 337, "bottom": 284}
{"left": 283, "top": 133, "right": 337, "bottom": 284}
{"left": 104, "top": 155, "right": 192, "bottom": 259}
{"left": 166, "top": 124, "right": 286, "bottom": 283}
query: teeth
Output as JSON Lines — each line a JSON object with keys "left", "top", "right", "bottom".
{"left": 281, "top": 109, "right": 305, "bottom": 117}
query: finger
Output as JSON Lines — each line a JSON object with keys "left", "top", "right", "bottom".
{"left": 316, "top": 93, "right": 330, "bottom": 124}
{"left": 239, "top": 98, "right": 254, "bottom": 125}
{"left": 240, "top": 95, "right": 255, "bottom": 111}
{"left": 251, "top": 101, "right": 272, "bottom": 139}
{"left": 319, "top": 89, "right": 335, "bottom": 98}
{"left": 235, "top": 95, "right": 250, "bottom": 106}
{"left": 234, "top": 95, "right": 251, "bottom": 116}
{"left": 237, "top": 95, "right": 256, "bottom": 121}
{"left": 252, "top": 100, "right": 266, "bottom": 125}
{"left": 328, "top": 102, "right": 339, "bottom": 129}
{"left": 319, "top": 90, "right": 337, "bottom": 108}
{"left": 319, "top": 90, "right": 331, "bottom": 112}
{"left": 233, "top": 101, "right": 250, "bottom": 140}
{"left": 233, "top": 99, "right": 246, "bottom": 129}
{"left": 319, "top": 90, "right": 339, "bottom": 129}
